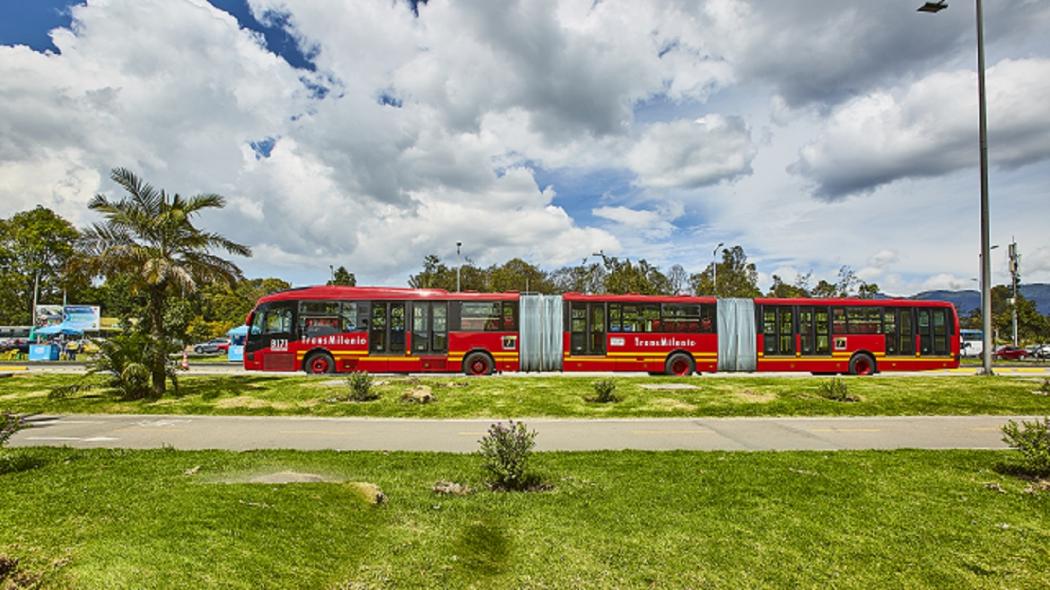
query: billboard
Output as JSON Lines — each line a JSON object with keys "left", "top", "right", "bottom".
{"left": 63, "top": 305, "right": 102, "bottom": 331}
{"left": 34, "top": 305, "right": 102, "bottom": 331}
{"left": 33, "top": 305, "right": 64, "bottom": 329}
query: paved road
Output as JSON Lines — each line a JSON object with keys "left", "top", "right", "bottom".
{"left": 9, "top": 414, "right": 1034, "bottom": 452}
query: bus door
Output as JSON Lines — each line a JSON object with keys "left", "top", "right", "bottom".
{"left": 917, "top": 308, "right": 949, "bottom": 357}
{"left": 411, "top": 301, "right": 449, "bottom": 361}
{"left": 798, "top": 306, "right": 831, "bottom": 357}
{"left": 761, "top": 305, "right": 795, "bottom": 357}
{"left": 569, "top": 302, "right": 605, "bottom": 355}
{"left": 247, "top": 301, "right": 297, "bottom": 371}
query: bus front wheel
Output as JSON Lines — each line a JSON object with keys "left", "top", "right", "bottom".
{"left": 305, "top": 352, "right": 335, "bottom": 374}
{"left": 463, "top": 352, "right": 494, "bottom": 376}
{"left": 848, "top": 353, "right": 876, "bottom": 376}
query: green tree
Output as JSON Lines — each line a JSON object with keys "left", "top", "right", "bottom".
{"left": 486, "top": 258, "right": 555, "bottom": 293}
{"left": 602, "top": 256, "right": 671, "bottom": 295}
{"left": 327, "top": 265, "right": 356, "bottom": 286}
{"left": 78, "top": 168, "right": 251, "bottom": 396}
{"left": 550, "top": 262, "right": 606, "bottom": 294}
{"left": 767, "top": 273, "right": 812, "bottom": 298}
{"left": 0, "top": 206, "right": 82, "bottom": 324}
{"left": 690, "top": 246, "right": 760, "bottom": 297}
{"left": 988, "top": 286, "right": 1049, "bottom": 343}
{"left": 667, "top": 264, "right": 688, "bottom": 295}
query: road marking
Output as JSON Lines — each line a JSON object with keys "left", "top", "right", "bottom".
{"left": 24, "top": 436, "right": 119, "bottom": 442}
{"left": 808, "top": 428, "right": 882, "bottom": 433}
{"left": 134, "top": 419, "right": 191, "bottom": 427}
{"left": 278, "top": 430, "right": 352, "bottom": 435}
{"left": 47, "top": 420, "right": 105, "bottom": 425}
{"left": 630, "top": 429, "right": 712, "bottom": 435}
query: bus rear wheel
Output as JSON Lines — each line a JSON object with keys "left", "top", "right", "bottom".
{"left": 305, "top": 352, "right": 335, "bottom": 374}
{"left": 665, "top": 353, "right": 695, "bottom": 376}
{"left": 848, "top": 353, "right": 876, "bottom": 376}
{"left": 463, "top": 352, "right": 494, "bottom": 376}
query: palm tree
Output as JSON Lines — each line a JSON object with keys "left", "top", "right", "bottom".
{"left": 79, "top": 168, "right": 251, "bottom": 396}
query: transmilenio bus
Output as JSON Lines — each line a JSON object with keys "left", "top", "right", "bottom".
{"left": 243, "top": 286, "right": 959, "bottom": 376}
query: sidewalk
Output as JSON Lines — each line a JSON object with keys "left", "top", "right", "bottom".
{"left": 9, "top": 413, "right": 1031, "bottom": 453}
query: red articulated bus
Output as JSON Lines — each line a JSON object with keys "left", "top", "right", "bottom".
{"left": 243, "top": 286, "right": 959, "bottom": 376}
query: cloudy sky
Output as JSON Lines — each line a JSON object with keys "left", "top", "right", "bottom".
{"left": 1, "top": 0, "right": 1048, "bottom": 294}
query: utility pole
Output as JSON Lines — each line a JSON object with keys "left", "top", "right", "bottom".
{"left": 711, "top": 242, "right": 724, "bottom": 296}
{"left": 1008, "top": 240, "right": 1020, "bottom": 346}
{"left": 918, "top": 0, "right": 993, "bottom": 374}
{"left": 455, "top": 241, "right": 462, "bottom": 292}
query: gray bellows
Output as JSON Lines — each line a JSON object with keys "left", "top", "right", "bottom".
{"left": 519, "top": 295, "right": 564, "bottom": 372}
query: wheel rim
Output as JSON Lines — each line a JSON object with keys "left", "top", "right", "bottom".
{"left": 310, "top": 357, "right": 329, "bottom": 373}
{"left": 470, "top": 358, "right": 488, "bottom": 375}
{"left": 671, "top": 358, "right": 690, "bottom": 375}
{"left": 855, "top": 357, "right": 872, "bottom": 375}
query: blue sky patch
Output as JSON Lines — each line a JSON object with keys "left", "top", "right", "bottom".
{"left": 249, "top": 137, "right": 277, "bottom": 159}
{"left": 0, "top": 0, "right": 82, "bottom": 52}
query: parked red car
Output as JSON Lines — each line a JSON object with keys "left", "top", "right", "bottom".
{"left": 994, "top": 345, "right": 1028, "bottom": 361}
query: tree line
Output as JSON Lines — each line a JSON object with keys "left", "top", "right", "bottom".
{"left": 407, "top": 245, "right": 882, "bottom": 299}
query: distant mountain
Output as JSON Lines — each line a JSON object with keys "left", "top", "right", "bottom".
{"left": 910, "top": 283, "right": 1050, "bottom": 315}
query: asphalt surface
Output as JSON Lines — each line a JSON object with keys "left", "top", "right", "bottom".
{"left": 9, "top": 414, "right": 1034, "bottom": 452}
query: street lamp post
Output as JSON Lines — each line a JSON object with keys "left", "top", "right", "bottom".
{"left": 711, "top": 242, "right": 724, "bottom": 295}
{"left": 455, "top": 241, "right": 463, "bottom": 292}
{"left": 919, "top": 0, "right": 993, "bottom": 375}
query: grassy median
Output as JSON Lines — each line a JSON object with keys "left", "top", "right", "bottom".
{"left": 1, "top": 448, "right": 1047, "bottom": 588}
{"left": 2, "top": 373, "right": 1050, "bottom": 418}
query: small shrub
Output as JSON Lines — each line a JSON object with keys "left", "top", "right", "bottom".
{"left": 590, "top": 379, "right": 619, "bottom": 403}
{"left": 817, "top": 378, "right": 858, "bottom": 402}
{"left": 346, "top": 371, "right": 379, "bottom": 402}
{"left": 478, "top": 420, "right": 537, "bottom": 491}
{"left": 88, "top": 333, "right": 178, "bottom": 399}
{"left": 1002, "top": 417, "right": 1050, "bottom": 475}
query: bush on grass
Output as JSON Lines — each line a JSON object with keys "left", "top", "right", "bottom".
{"left": 55, "top": 332, "right": 179, "bottom": 400}
{"left": 1001, "top": 417, "right": 1050, "bottom": 476}
{"left": 346, "top": 371, "right": 379, "bottom": 402}
{"left": 590, "top": 379, "right": 619, "bottom": 403}
{"left": 817, "top": 378, "right": 859, "bottom": 402}
{"left": 0, "top": 413, "right": 22, "bottom": 448}
{"left": 478, "top": 420, "right": 538, "bottom": 491}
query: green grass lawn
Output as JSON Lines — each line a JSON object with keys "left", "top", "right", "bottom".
{"left": 0, "top": 448, "right": 1047, "bottom": 588}
{"left": 2, "top": 373, "right": 1049, "bottom": 418}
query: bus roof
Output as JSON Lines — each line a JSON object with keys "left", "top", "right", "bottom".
{"left": 257, "top": 286, "right": 520, "bottom": 304}
{"left": 562, "top": 292, "right": 717, "bottom": 304}
{"left": 754, "top": 297, "right": 956, "bottom": 308}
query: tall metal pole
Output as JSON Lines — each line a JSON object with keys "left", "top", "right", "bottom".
{"left": 975, "top": 0, "right": 993, "bottom": 375}
{"left": 455, "top": 241, "right": 462, "bottom": 292}
{"left": 712, "top": 242, "right": 723, "bottom": 296}
{"left": 1009, "top": 240, "right": 1019, "bottom": 346}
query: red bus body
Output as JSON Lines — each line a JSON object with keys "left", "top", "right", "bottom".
{"left": 243, "top": 287, "right": 959, "bottom": 375}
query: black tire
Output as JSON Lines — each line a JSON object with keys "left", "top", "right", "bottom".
{"left": 463, "top": 351, "right": 494, "bottom": 376}
{"left": 664, "top": 352, "right": 695, "bottom": 376}
{"left": 647, "top": 371, "right": 663, "bottom": 377}
{"left": 848, "top": 353, "right": 876, "bottom": 376}
{"left": 304, "top": 352, "right": 336, "bottom": 374}
{"left": 194, "top": 346, "right": 204, "bottom": 354}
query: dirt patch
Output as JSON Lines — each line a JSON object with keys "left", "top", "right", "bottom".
{"left": 734, "top": 389, "right": 777, "bottom": 403}
{"left": 215, "top": 396, "right": 274, "bottom": 409}
{"left": 639, "top": 383, "right": 699, "bottom": 391}
{"left": 217, "top": 470, "right": 340, "bottom": 484}
{"left": 646, "top": 398, "right": 698, "bottom": 412}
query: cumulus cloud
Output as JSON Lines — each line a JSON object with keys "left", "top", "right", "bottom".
{"left": 592, "top": 203, "right": 683, "bottom": 239}
{"left": 790, "top": 58, "right": 1050, "bottom": 199}
{"left": 701, "top": 0, "right": 1050, "bottom": 108}
{"left": 627, "top": 116, "right": 755, "bottom": 189}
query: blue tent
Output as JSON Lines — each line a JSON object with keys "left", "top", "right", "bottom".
{"left": 227, "top": 325, "right": 248, "bottom": 363}
{"left": 227, "top": 325, "right": 249, "bottom": 337}
{"left": 35, "top": 323, "right": 84, "bottom": 336}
